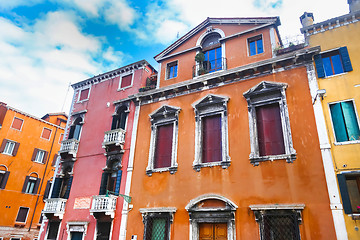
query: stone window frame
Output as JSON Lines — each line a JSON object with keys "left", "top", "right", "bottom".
{"left": 243, "top": 81, "right": 296, "bottom": 166}
{"left": 118, "top": 71, "right": 135, "bottom": 90}
{"left": 66, "top": 222, "right": 88, "bottom": 240}
{"left": 247, "top": 34, "right": 264, "bottom": 56}
{"left": 166, "top": 60, "right": 178, "bottom": 80}
{"left": 146, "top": 105, "right": 180, "bottom": 176}
{"left": 185, "top": 194, "right": 237, "bottom": 240}
{"left": 192, "top": 94, "right": 231, "bottom": 171}
{"left": 77, "top": 87, "right": 91, "bottom": 103}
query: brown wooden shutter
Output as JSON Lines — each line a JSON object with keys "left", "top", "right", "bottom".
{"left": 154, "top": 124, "right": 173, "bottom": 168}
{"left": 31, "top": 148, "right": 38, "bottom": 162}
{"left": 12, "top": 142, "right": 20, "bottom": 156}
{"left": 202, "top": 115, "right": 222, "bottom": 163}
{"left": 43, "top": 180, "right": 51, "bottom": 199}
{"left": 52, "top": 154, "right": 58, "bottom": 166}
{"left": 42, "top": 151, "right": 48, "bottom": 164}
{"left": 0, "top": 139, "right": 7, "bottom": 153}
{"left": 22, "top": 176, "right": 30, "bottom": 192}
{"left": 33, "top": 178, "right": 41, "bottom": 194}
{"left": 0, "top": 171, "right": 10, "bottom": 189}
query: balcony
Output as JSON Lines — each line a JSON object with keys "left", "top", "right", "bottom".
{"left": 59, "top": 139, "right": 79, "bottom": 158}
{"left": 43, "top": 198, "right": 67, "bottom": 219}
{"left": 90, "top": 195, "right": 118, "bottom": 218}
{"left": 192, "top": 57, "right": 227, "bottom": 77}
{"left": 102, "top": 128, "right": 126, "bottom": 149}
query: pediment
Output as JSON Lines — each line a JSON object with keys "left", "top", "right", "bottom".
{"left": 243, "top": 81, "right": 287, "bottom": 99}
{"left": 149, "top": 105, "right": 180, "bottom": 119}
{"left": 192, "top": 94, "right": 229, "bottom": 109}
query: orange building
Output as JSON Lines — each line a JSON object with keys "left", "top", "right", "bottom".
{"left": 124, "top": 18, "right": 337, "bottom": 239}
{"left": 0, "top": 102, "right": 67, "bottom": 240}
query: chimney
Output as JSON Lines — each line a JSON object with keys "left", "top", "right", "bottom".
{"left": 348, "top": 0, "right": 360, "bottom": 13}
{"left": 300, "top": 12, "right": 314, "bottom": 28}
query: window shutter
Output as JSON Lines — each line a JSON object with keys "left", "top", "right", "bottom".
{"left": 314, "top": 54, "right": 325, "bottom": 78}
{"left": 52, "top": 154, "right": 58, "bottom": 167}
{"left": 31, "top": 148, "right": 38, "bottom": 162}
{"left": 339, "top": 46, "right": 353, "bottom": 72}
{"left": 43, "top": 180, "right": 51, "bottom": 199}
{"left": 337, "top": 174, "right": 352, "bottom": 214}
{"left": 12, "top": 142, "right": 20, "bottom": 156}
{"left": 0, "top": 139, "right": 7, "bottom": 153}
{"left": 73, "top": 124, "right": 82, "bottom": 140}
{"left": 114, "top": 170, "right": 122, "bottom": 195}
{"left": 51, "top": 178, "right": 63, "bottom": 198}
{"left": 202, "top": 115, "right": 222, "bottom": 163}
{"left": 42, "top": 151, "right": 48, "bottom": 164}
{"left": 22, "top": 176, "right": 30, "bottom": 193}
{"left": 154, "top": 124, "right": 173, "bottom": 168}
{"left": 330, "top": 103, "right": 348, "bottom": 142}
{"left": 99, "top": 172, "right": 109, "bottom": 195}
{"left": 111, "top": 115, "right": 120, "bottom": 130}
{"left": 341, "top": 101, "right": 360, "bottom": 141}
{"left": 63, "top": 176, "right": 73, "bottom": 199}
{"left": 33, "top": 178, "right": 41, "bottom": 194}
{"left": 0, "top": 171, "right": 10, "bottom": 189}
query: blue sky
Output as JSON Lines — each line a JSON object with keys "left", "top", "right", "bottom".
{"left": 0, "top": 0, "right": 348, "bottom": 117}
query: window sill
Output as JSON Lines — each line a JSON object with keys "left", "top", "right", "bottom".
{"left": 351, "top": 213, "right": 360, "bottom": 220}
{"left": 334, "top": 140, "right": 360, "bottom": 146}
{"left": 76, "top": 99, "right": 89, "bottom": 103}
{"left": 166, "top": 77, "right": 177, "bottom": 80}
{"left": 146, "top": 166, "right": 178, "bottom": 176}
{"left": 117, "top": 85, "right": 132, "bottom": 91}
{"left": 1, "top": 153, "right": 13, "bottom": 156}
{"left": 324, "top": 72, "right": 347, "bottom": 79}
{"left": 14, "top": 222, "right": 26, "bottom": 227}
{"left": 250, "top": 153, "right": 297, "bottom": 166}
{"left": 193, "top": 160, "right": 231, "bottom": 172}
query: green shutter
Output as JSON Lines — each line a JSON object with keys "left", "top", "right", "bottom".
{"left": 114, "top": 170, "right": 122, "bottom": 195}
{"left": 337, "top": 174, "right": 353, "bottom": 214}
{"left": 151, "top": 218, "right": 166, "bottom": 240}
{"left": 330, "top": 103, "right": 348, "bottom": 142}
{"left": 339, "top": 46, "right": 353, "bottom": 72}
{"left": 314, "top": 54, "right": 325, "bottom": 78}
{"left": 341, "top": 101, "right": 360, "bottom": 141}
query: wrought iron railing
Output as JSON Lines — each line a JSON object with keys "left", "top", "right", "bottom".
{"left": 192, "top": 57, "right": 226, "bottom": 77}
{"left": 90, "top": 195, "right": 117, "bottom": 213}
{"left": 43, "top": 198, "right": 67, "bottom": 214}
{"left": 59, "top": 139, "right": 79, "bottom": 154}
{"left": 103, "top": 128, "right": 126, "bottom": 147}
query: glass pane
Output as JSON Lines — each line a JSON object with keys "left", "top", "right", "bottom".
{"left": 249, "top": 41, "right": 256, "bottom": 56}
{"left": 216, "top": 47, "right": 222, "bottom": 70}
{"left": 341, "top": 101, "right": 360, "bottom": 141}
{"left": 330, "top": 103, "right": 348, "bottom": 142}
{"left": 151, "top": 218, "right": 166, "bottom": 240}
{"left": 322, "top": 57, "right": 334, "bottom": 76}
{"left": 173, "top": 65, "right": 177, "bottom": 78}
{"left": 169, "top": 66, "right": 173, "bottom": 79}
{"left": 331, "top": 55, "right": 344, "bottom": 75}
{"left": 257, "top": 39, "right": 264, "bottom": 54}
{"left": 346, "top": 179, "right": 360, "bottom": 213}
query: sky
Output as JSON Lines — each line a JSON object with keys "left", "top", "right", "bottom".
{"left": 0, "top": 0, "right": 349, "bottom": 118}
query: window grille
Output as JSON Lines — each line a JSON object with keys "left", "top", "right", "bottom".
{"left": 144, "top": 215, "right": 170, "bottom": 240}
{"left": 260, "top": 211, "right": 300, "bottom": 240}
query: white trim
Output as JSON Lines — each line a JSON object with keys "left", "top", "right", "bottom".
{"left": 2, "top": 139, "right": 16, "bottom": 156}
{"left": 165, "top": 60, "right": 178, "bottom": 80}
{"left": 196, "top": 28, "right": 225, "bottom": 47}
{"left": 15, "top": 206, "right": 30, "bottom": 223}
{"left": 139, "top": 207, "right": 177, "bottom": 214}
{"left": 249, "top": 204, "right": 305, "bottom": 210}
{"left": 118, "top": 71, "right": 135, "bottom": 90}
{"left": 77, "top": 87, "right": 91, "bottom": 103}
{"left": 185, "top": 194, "right": 238, "bottom": 210}
{"left": 11, "top": 117, "right": 24, "bottom": 131}
{"left": 247, "top": 34, "right": 265, "bottom": 57}
{"left": 269, "top": 27, "right": 277, "bottom": 55}
{"left": 66, "top": 222, "right": 88, "bottom": 240}
{"left": 0, "top": 164, "right": 8, "bottom": 171}
{"left": 34, "top": 149, "right": 46, "bottom": 164}
{"left": 41, "top": 127, "right": 52, "bottom": 141}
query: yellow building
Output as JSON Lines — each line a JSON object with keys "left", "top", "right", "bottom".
{"left": 301, "top": 1, "right": 360, "bottom": 239}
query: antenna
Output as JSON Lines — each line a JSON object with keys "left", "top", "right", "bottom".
{"left": 61, "top": 82, "right": 71, "bottom": 112}
{"left": 177, "top": 32, "right": 179, "bottom": 38}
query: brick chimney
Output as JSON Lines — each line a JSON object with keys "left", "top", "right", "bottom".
{"left": 300, "top": 12, "right": 314, "bottom": 28}
{"left": 348, "top": 0, "right": 360, "bottom": 12}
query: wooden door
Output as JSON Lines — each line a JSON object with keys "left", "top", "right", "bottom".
{"left": 199, "top": 223, "right": 227, "bottom": 240}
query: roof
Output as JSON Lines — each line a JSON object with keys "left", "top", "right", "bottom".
{"left": 154, "top": 17, "right": 281, "bottom": 62}
{"left": 41, "top": 112, "right": 68, "bottom": 120}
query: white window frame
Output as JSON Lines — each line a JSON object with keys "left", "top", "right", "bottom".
{"left": 165, "top": 60, "right": 178, "bottom": 80}
{"left": 11, "top": 117, "right": 24, "bottom": 131}
{"left": 59, "top": 133, "right": 64, "bottom": 144}
{"left": 140, "top": 207, "right": 176, "bottom": 240}
{"left": 66, "top": 222, "right": 88, "bottom": 240}
{"left": 243, "top": 81, "right": 296, "bottom": 166}
{"left": 247, "top": 34, "right": 264, "bottom": 56}
{"left": 15, "top": 206, "right": 30, "bottom": 223}
{"left": 77, "top": 87, "right": 91, "bottom": 103}
{"left": 41, "top": 127, "right": 52, "bottom": 140}
{"left": 147, "top": 105, "right": 180, "bottom": 176}
{"left": 328, "top": 99, "right": 360, "bottom": 145}
{"left": 192, "top": 94, "right": 230, "bottom": 171}
{"left": 3, "top": 140, "right": 15, "bottom": 155}
{"left": 118, "top": 71, "right": 134, "bottom": 90}
{"left": 34, "top": 150, "right": 46, "bottom": 163}
{"left": 25, "top": 177, "right": 37, "bottom": 193}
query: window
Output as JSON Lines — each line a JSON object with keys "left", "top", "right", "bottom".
{"left": 166, "top": 61, "right": 178, "bottom": 79}
{"left": 147, "top": 105, "right": 180, "bottom": 176}
{"left": 0, "top": 170, "right": 10, "bottom": 189}
{"left": 67, "top": 222, "right": 87, "bottom": 240}
{"left": 250, "top": 205, "right": 304, "bottom": 240}
{"left": 47, "top": 221, "right": 60, "bottom": 240}
{"left": 248, "top": 35, "right": 264, "bottom": 56}
{"left": 68, "top": 117, "right": 83, "bottom": 140}
{"left": 41, "top": 128, "right": 52, "bottom": 140}
{"left": 0, "top": 139, "right": 20, "bottom": 156}
{"left": 15, "top": 207, "right": 29, "bottom": 223}
{"left": 314, "top": 47, "right": 353, "bottom": 78}
{"left": 243, "top": 81, "right": 296, "bottom": 165}
{"left": 51, "top": 177, "right": 73, "bottom": 199}
{"left": 22, "top": 176, "right": 40, "bottom": 194}
{"left": 96, "top": 221, "right": 112, "bottom": 240}
{"left": 78, "top": 88, "right": 90, "bottom": 102}
{"left": 192, "top": 94, "right": 230, "bottom": 171}
{"left": 59, "top": 133, "right": 64, "bottom": 143}
{"left": 99, "top": 169, "right": 122, "bottom": 195}
{"left": 111, "top": 105, "right": 128, "bottom": 130}
{"left": 11, "top": 117, "right": 24, "bottom": 130}
{"left": 329, "top": 100, "right": 360, "bottom": 143}
{"left": 140, "top": 208, "right": 176, "bottom": 240}
{"left": 43, "top": 180, "right": 52, "bottom": 199}
{"left": 52, "top": 154, "right": 58, "bottom": 167}
{"left": 337, "top": 173, "right": 360, "bottom": 215}
{"left": 119, "top": 73, "right": 133, "bottom": 89}
{"left": 31, "top": 148, "right": 48, "bottom": 164}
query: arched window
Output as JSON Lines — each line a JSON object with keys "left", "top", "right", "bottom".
{"left": 201, "top": 33, "right": 223, "bottom": 73}
{"left": 68, "top": 117, "right": 83, "bottom": 140}
{"left": 111, "top": 106, "right": 128, "bottom": 130}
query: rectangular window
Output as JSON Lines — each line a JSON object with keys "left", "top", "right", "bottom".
{"left": 261, "top": 211, "right": 301, "bottom": 240}
{"left": 52, "top": 154, "right": 58, "bottom": 167}
{"left": 79, "top": 88, "right": 90, "bottom": 101}
{"left": 0, "top": 139, "right": 20, "bottom": 156}
{"left": 59, "top": 133, "right": 64, "bottom": 143}
{"left": 256, "top": 104, "right": 285, "bottom": 156}
{"left": 3, "top": 141, "right": 15, "bottom": 155}
{"left": 15, "top": 207, "right": 29, "bottom": 223}
{"left": 22, "top": 176, "right": 40, "bottom": 194}
{"left": 41, "top": 128, "right": 52, "bottom": 140}
{"left": 26, "top": 178, "right": 37, "bottom": 193}
{"left": 34, "top": 150, "right": 46, "bottom": 163}
{"left": 338, "top": 173, "right": 360, "bottom": 214}
{"left": 47, "top": 221, "right": 60, "bottom": 240}
{"left": 144, "top": 216, "right": 170, "bottom": 240}
{"left": 314, "top": 47, "right": 353, "bottom": 78}
{"left": 120, "top": 74, "right": 133, "bottom": 89}
{"left": 202, "top": 114, "right": 222, "bottom": 163}
{"left": 96, "top": 222, "right": 112, "bottom": 240}
{"left": 248, "top": 35, "right": 264, "bottom": 56}
{"left": 330, "top": 100, "right": 360, "bottom": 142}
{"left": 167, "top": 61, "right": 178, "bottom": 79}
{"left": 0, "top": 170, "right": 10, "bottom": 189}
{"left": 154, "top": 124, "right": 174, "bottom": 169}
{"left": 11, "top": 117, "right": 24, "bottom": 130}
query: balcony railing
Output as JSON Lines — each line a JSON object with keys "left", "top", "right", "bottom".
{"left": 192, "top": 57, "right": 227, "bottom": 77}
{"left": 102, "top": 128, "right": 126, "bottom": 148}
{"left": 43, "top": 198, "right": 67, "bottom": 218}
{"left": 59, "top": 139, "right": 79, "bottom": 157}
{"left": 90, "top": 195, "right": 117, "bottom": 218}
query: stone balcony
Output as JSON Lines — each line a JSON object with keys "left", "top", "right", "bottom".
{"left": 43, "top": 198, "right": 67, "bottom": 219}
{"left": 90, "top": 195, "right": 118, "bottom": 218}
{"left": 59, "top": 139, "right": 79, "bottom": 158}
{"left": 102, "top": 128, "right": 126, "bottom": 150}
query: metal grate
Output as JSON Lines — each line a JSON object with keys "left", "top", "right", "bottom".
{"left": 261, "top": 211, "right": 300, "bottom": 240}
{"left": 144, "top": 215, "right": 169, "bottom": 240}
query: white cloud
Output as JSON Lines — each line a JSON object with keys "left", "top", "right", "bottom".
{"left": 0, "top": 0, "right": 43, "bottom": 10}
{"left": 104, "top": 1, "right": 137, "bottom": 30}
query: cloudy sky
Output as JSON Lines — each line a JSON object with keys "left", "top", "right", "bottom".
{"left": 0, "top": 0, "right": 349, "bottom": 117}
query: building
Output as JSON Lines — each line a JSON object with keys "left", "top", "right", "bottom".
{"left": 124, "top": 17, "right": 337, "bottom": 240}
{"left": 300, "top": 1, "right": 360, "bottom": 239}
{"left": 38, "top": 60, "right": 156, "bottom": 240}
{"left": 0, "top": 102, "right": 67, "bottom": 240}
